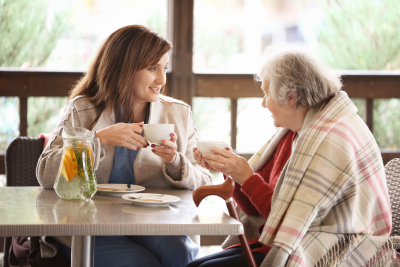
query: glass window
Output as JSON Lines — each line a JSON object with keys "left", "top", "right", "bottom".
{"left": 0, "top": 97, "right": 19, "bottom": 150}
{"left": 0, "top": 97, "right": 68, "bottom": 151}
{"left": 27, "top": 97, "right": 68, "bottom": 137}
{"left": 236, "top": 98, "right": 276, "bottom": 153}
{"left": 194, "top": 0, "right": 400, "bottom": 152}
{"left": 351, "top": 99, "right": 365, "bottom": 120}
{"left": 374, "top": 99, "right": 400, "bottom": 149}
{"left": 1, "top": 0, "right": 168, "bottom": 70}
{"left": 194, "top": 0, "right": 400, "bottom": 72}
{"left": 193, "top": 0, "right": 315, "bottom": 73}
{"left": 192, "top": 97, "right": 231, "bottom": 144}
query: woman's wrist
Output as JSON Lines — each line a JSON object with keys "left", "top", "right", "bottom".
{"left": 165, "top": 153, "right": 182, "bottom": 181}
{"left": 165, "top": 152, "right": 178, "bottom": 165}
{"left": 235, "top": 171, "right": 255, "bottom": 186}
{"left": 233, "top": 159, "right": 255, "bottom": 185}
{"left": 95, "top": 130, "right": 106, "bottom": 145}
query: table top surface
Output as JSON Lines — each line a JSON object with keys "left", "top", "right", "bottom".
{"left": 0, "top": 187, "right": 243, "bottom": 237}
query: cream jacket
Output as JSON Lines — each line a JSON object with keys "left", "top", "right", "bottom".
{"left": 36, "top": 95, "right": 213, "bottom": 190}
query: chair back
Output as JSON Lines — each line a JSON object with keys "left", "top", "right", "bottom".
{"left": 385, "top": 158, "right": 400, "bottom": 237}
{"left": 5, "top": 137, "right": 43, "bottom": 186}
{"left": 3, "top": 137, "right": 44, "bottom": 267}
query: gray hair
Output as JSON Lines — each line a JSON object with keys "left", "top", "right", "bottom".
{"left": 256, "top": 44, "right": 342, "bottom": 108}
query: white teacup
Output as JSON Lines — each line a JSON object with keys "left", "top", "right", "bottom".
{"left": 197, "top": 141, "right": 230, "bottom": 154}
{"left": 143, "top": 124, "right": 174, "bottom": 144}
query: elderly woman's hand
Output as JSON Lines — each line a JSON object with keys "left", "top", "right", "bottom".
{"left": 202, "top": 147, "right": 255, "bottom": 185}
{"left": 151, "top": 132, "right": 178, "bottom": 165}
{"left": 193, "top": 147, "right": 216, "bottom": 171}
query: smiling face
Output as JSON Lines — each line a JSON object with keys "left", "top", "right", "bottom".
{"left": 131, "top": 52, "right": 169, "bottom": 104}
{"left": 261, "top": 80, "right": 302, "bottom": 130}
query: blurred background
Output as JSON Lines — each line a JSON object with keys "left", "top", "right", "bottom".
{"left": 1, "top": 0, "right": 400, "bottom": 257}
{"left": 1, "top": 0, "right": 400, "bottom": 153}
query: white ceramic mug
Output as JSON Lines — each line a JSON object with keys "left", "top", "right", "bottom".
{"left": 143, "top": 124, "right": 174, "bottom": 144}
{"left": 197, "top": 141, "right": 230, "bottom": 154}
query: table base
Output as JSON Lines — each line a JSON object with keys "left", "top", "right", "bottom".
{"left": 72, "top": 236, "right": 95, "bottom": 267}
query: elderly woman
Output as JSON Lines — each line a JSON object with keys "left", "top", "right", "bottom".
{"left": 188, "top": 45, "right": 394, "bottom": 267}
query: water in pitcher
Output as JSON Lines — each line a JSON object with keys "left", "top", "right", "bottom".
{"left": 54, "top": 122, "right": 100, "bottom": 200}
{"left": 54, "top": 145, "right": 97, "bottom": 199}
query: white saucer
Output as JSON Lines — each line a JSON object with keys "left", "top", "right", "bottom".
{"left": 122, "top": 193, "right": 180, "bottom": 207}
{"left": 97, "top": 184, "right": 145, "bottom": 196}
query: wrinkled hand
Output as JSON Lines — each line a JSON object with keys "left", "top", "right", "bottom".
{"left": 151, "top": 132, "right": 178, "bottom": 165}
{"left": 193, "top": 147, "right": 216, "bottom": 171}
{"left": 95, "top": 122, "right": 149, "bottom": 150}
{"left": 202, "top": 147, "right": 255, "bottom": 185}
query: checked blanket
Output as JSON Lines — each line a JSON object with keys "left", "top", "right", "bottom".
{"left": 258, "top": 92, "right": 395, "bottom": 266}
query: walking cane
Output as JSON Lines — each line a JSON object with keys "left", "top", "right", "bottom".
{"left": 192, "top": 176, "right": 257, "bottom": 267}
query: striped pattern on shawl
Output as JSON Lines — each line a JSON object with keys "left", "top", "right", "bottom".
{"left": 258, "top": 92, "right": 395, "bottom": 266}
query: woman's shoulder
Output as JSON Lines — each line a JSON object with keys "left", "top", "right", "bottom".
{"left": 68, "top": 95, "right": 97, "bottom": 111}
{"left": 150, "top": 96, "right": 193, "bottom": 124}
{"left": 159, "top": 95, "right": 190, "bottom": 109}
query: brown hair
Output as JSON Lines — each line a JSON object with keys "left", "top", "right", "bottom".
{"left": 69, "top": 25, "right": 172, "bottom": 122}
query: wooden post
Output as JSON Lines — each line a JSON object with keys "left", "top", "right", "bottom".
{"left": 19, "top": 96, "right": 28, "bottom": 136}
{"left": 365, "top": 99, "right": 373, "bottom": 133}
{"left": 231, "top": 98, "right": 238, "bottom": 150}
{"left": 167, "top": 0, "right": 194, "bottom": 106}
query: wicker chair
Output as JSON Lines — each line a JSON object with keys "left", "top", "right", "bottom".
{"left": 3, "top": 137, "right": 44, "bottom": 267}
{"left": 385, "top": 158, "right": 400, "bottom": 257}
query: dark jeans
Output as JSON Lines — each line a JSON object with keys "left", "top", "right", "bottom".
{"left": 59, "top": 235, "right": 198, "bottom": 267}
{"left": 186, "top": 244, "right": 266, "bottom": 267}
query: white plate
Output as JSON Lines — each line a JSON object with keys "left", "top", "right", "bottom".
{"left": 122, "top": 193, "right": 180, "bottom": 207}
{"left": 97, "top": 184, "right": 145, "bottom": 196}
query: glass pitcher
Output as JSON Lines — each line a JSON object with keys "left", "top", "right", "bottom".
{"left": 54, "top": 127, "right": 101, "bottom": 200}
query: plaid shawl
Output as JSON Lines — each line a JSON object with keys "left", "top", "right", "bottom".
{"left": 258, "top": 92, "right": 395, "bottom": 266}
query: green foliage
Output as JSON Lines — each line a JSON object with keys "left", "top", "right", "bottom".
{"left": 0, "top": 97, "right": 19, "bottom": 150}
{"left": 193, "top": 1, "right": 241, "bottom": 70}
{"left": 373, "top": 99, "right": 400, "bottom": 148}
{"left": 314, "top": 0, "right": 400, "bottom": 148}
{"left": 146, "top": 8, "right": 168, "bottom": 37}
{"left": 0, "top": 0, "right": 72, "bottom": 67}
{"left": 192, "top": 97, "right": 231, "bottom": 143}
{"left": 351, "top": 99, "right": 365, "bottom": 120}
{"left": 315, "top": 0, "right": 400, "bottom": 70}
{"left": 0, "top": 0, "right": 72, "bottom": 150}
{"left": 27, "top": 97, "right": 68, "bottom": 137}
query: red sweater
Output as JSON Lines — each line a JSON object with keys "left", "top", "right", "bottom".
{"left": 228, "top": 130, "right": 295, "bottom": 255}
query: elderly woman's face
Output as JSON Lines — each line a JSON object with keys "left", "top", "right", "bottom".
{"left": 261, "top": 81, "right": 299, "bottom": 130}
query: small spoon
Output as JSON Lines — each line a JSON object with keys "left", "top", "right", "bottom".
{"left": 125, "top": 184, "right": 137, "bottom": 191}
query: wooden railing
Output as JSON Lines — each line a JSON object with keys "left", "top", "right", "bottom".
{"left": 1, "top": 69, "right": 400, "bottom": 174}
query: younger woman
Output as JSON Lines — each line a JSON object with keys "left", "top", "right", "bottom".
{"left": 37, "top": 25, "right": 213, "bottom": 267}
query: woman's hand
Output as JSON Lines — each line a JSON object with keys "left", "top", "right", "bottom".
{"left": 151, "top": 132, "right": 178, "bottom": 165}
{"left": 202, "top": 147, "right": 255, "bottom": 185}
{"left": 95, "top": 122, "right": 149, "bottom": 150}
{"left": 193, "top": 147, "right": 216, "bottom": 171}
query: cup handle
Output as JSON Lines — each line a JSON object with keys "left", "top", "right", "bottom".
{"left": 94, "top": 137, "right": 101, "bottom": 170}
